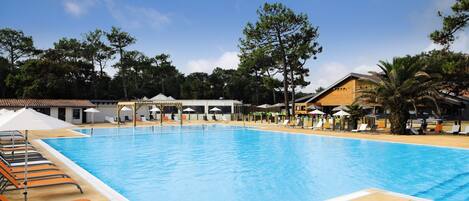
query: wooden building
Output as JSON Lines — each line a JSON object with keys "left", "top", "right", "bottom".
{"left": 296, "top": 73, "right": 377, "bottom": 114}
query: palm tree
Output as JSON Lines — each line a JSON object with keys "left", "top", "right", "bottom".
{"left": 359, "top": 56, "right": 440, "bottom": 134}
{"left": 345, "top": 103, "right": 366, "bottom": 130}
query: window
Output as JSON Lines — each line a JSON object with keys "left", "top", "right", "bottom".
{"left": 73, "top": 109, "right": 80, "bottom": 119}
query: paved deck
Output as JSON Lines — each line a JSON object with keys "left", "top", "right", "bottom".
{"left": 3, "top": 120, "right": 467, "bottom": 200}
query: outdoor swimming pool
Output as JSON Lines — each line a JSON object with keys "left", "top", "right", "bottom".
{"left": 43, "top": 125, "right": 469, "bottom": 201}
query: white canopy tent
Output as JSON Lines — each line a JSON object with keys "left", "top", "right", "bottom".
{"left": 84, "top": 108, "right": 100, "bottom": 124}
{"left": 309, "top": 109, "right": 325, "bottom": 115}
{"left": 183, "top": 108, "right": 195, "bottom": 120}
{"left": 0, "top": 108, "right": 72, "bottom": 201}
{"left": 333, "top": 110, "right": 350, "bottom": 117}
{"left": 209, "top": 107, "right": 222, "bottom": 112}
{"left": 183, "top": 108, "right": 195, "bottom": 112}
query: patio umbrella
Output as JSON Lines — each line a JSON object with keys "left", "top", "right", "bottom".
{"left": 150, "top": 107, "right": 160, "bottom": 112}
{"left": 209, "top": 107, "right": 221, "bottom": 112}
{"left": 84, "top": 108, "right": 100, "bottom": 124}
{"left": 0, "top": 108, "right": 11, "bottom": 115}
{"left": 0, "top": 108, "right": 72, "bottom": 201}
{"left": 183, "top": 108, "right": 195, "bottom": 120}
{"left": 209, "top": 107, "right": 221, "bottom": 120}
{"left": 121, "top": 106, "right": 132, "bottom": 111}
{"left": 333, "top": 110, "right": 350, "bottom": 116}
{"left": 309, "top": 109, "right": 325, "bottom": 115}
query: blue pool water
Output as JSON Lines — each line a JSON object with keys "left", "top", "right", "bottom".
{"left": 44, "top": 125, "right": 469, "bottom": 201}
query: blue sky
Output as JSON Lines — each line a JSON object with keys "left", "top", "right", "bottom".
{"left": 1, "top": 0, "right": 467, "bottom": 92}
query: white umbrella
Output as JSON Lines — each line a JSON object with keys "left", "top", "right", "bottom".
{"left": 183, "top": 108, "right": 195, "bottom": 112}
{"left": 84, "top": 108, "right": 100, "bottom": 124}
{"left": 333, "top": 110, "right": 350, "bottom": 116}
{"left": 150, "top": 107, "right": 160, "bottom": 112}
{"left": 121, "top": 106, "right": 132, "bottom": 111}
{"left": 183, "top": 108, "right": 195, "bottom": 120}
{"left": 0, "top": 108, "right": 72, "bottom": 201}
{"left": 309, "top": 109, "right": 325, "bottom": 115}
{"left": 209, "top": 107, "right": 221, "bottom": 112}
{"left": 0, "top": 108, "right": 11, "bottom": 115}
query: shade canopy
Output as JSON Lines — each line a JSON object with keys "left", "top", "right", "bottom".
{"left": 0, "top": 108, "right": 11, "bottom": 115}
{"left": 256, "top": 104, "right": 271, "bottom": 109}
{"left": 183, "top": 108, "right": 195, "bottom": 112}
{"left": 0, "top": 108, "right": 73, "bottom": 131}
{"left": 121, "top": 106, "right": 132, "bottom": 111}
{"left": 150, "top": 107, "right": 161, "bottom": 112}
{"left": 84, "top": 108, "right": 100, "bottom": 113}
{"left": 309, "top": 109, "right": 325, "bottom": 115}
{"left": 209, "top": 107, "right": 221, "bottom": 112}
{"left": 333, "top": 110, "right": 350, "bottom": 117}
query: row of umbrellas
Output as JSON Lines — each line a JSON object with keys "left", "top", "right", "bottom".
{"left": 148, "top": 106, "right": 222, "bottom": 113}
{"left": 309, "top": 109, "right": 350, "bottom": 116}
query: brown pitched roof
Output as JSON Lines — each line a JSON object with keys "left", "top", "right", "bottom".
{"left": 305, "top": 73, "right": 378, "bottom": 103}
{"left": 0, "top": 99, "right": 96, "bottom": 108}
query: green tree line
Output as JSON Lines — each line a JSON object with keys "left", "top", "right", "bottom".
{"left": 0, "top": 26, "right": 285, "bottom": 103}
{"left": 0, "top": 3, "right": 323, "bottom": 113}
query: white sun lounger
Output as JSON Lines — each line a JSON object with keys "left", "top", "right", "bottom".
{"left": 10, "top": 160, "right": 53, "bottom": 167}
{"left": 446, "top": 125, "right": 460, "bottom": 134}
{"left": 105, "top": 116, "right": 118, "bottom": 124}
{"left": 312, "top": 121, "right": 323, "bottom": 130}
{"left": 352, "top": 124, "right": 367, "bottom": 132}
{"left": 0, "top": 136, "right": 25, "bottom": 141}
{"left": 282, "top": 120, "right": 290, "bottom": 127}
{"left": 459, "top": 126, "right": 469, "bottom": 135}
{"left": 141, "top": 117, "right": 148, "bottom": 122}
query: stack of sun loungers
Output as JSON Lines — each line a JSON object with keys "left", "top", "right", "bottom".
{"left": 0, "top": 131, "right": 83, "bottom": 196}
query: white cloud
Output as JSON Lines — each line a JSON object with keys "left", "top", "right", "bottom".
{"left": 62, "top": 0, "right": 96, "bottom": 17}
{"left": 425, "top": 31, "right": 469, "bottom": 52}
{"left": 104, "top": 0, "right": 170, "bottom": 29}
{"left": 186, "top": 52, "right": 240, "bottom": 74}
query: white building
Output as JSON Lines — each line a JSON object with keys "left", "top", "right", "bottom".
{"left": 90, "top": 94, "right": 244, "bottom": 122}
{"left": 0, "top": 99, "right": 96, "bottom": 124}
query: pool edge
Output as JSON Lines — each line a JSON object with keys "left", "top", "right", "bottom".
{"left": 35, "top": 139, "right": 129, "bottom": 201}
{"left": 248, "top": 127, "right": 469, "bottom": 151}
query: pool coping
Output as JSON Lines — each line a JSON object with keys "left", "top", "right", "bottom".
{"left": 248, "top": 127, "right": 469, "bottom": 151}
{"left": 35, "top": 139, "right": 129, "bottom": 201}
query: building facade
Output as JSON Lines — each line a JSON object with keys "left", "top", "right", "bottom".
{"left": 0, "top": 99, "right": 96, "bottom": 124}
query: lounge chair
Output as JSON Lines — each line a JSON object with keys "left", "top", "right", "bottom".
{"left": 141, "top": 117, "right": 148, "bottom": 122}
{"left": 0, "top": 156, "right": 53, "bottom": 167}
{"left": 312, "top": 121, "right": 323, "bottom": 130}
{"left": 222, "top": 116, "right": 228, "bottom": 122}
{"left": 0, "top": 160, "right": 69, "bottom": 180}
{"left": 352, "top": 124, "right": 367, "bottom": 132}
{"left": 0, "top": 167, "right": 83, "bottom": 194}
{"left": 281, "top": 120, "right": 290, "bottom": 127}
{"left": 293, "top": 119, "right": 302, "bottom": 128}
{"left": 445, "top": 125, "right": 460, "bottom": 134}
{"left": 459, "top": 126, "right": 469, "bottom": 135}
{"left": 105, "top": 116, "right": 118, "bottom": 124}
{"left": 0, "top": 157, "right": 57, "bottom": 173}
